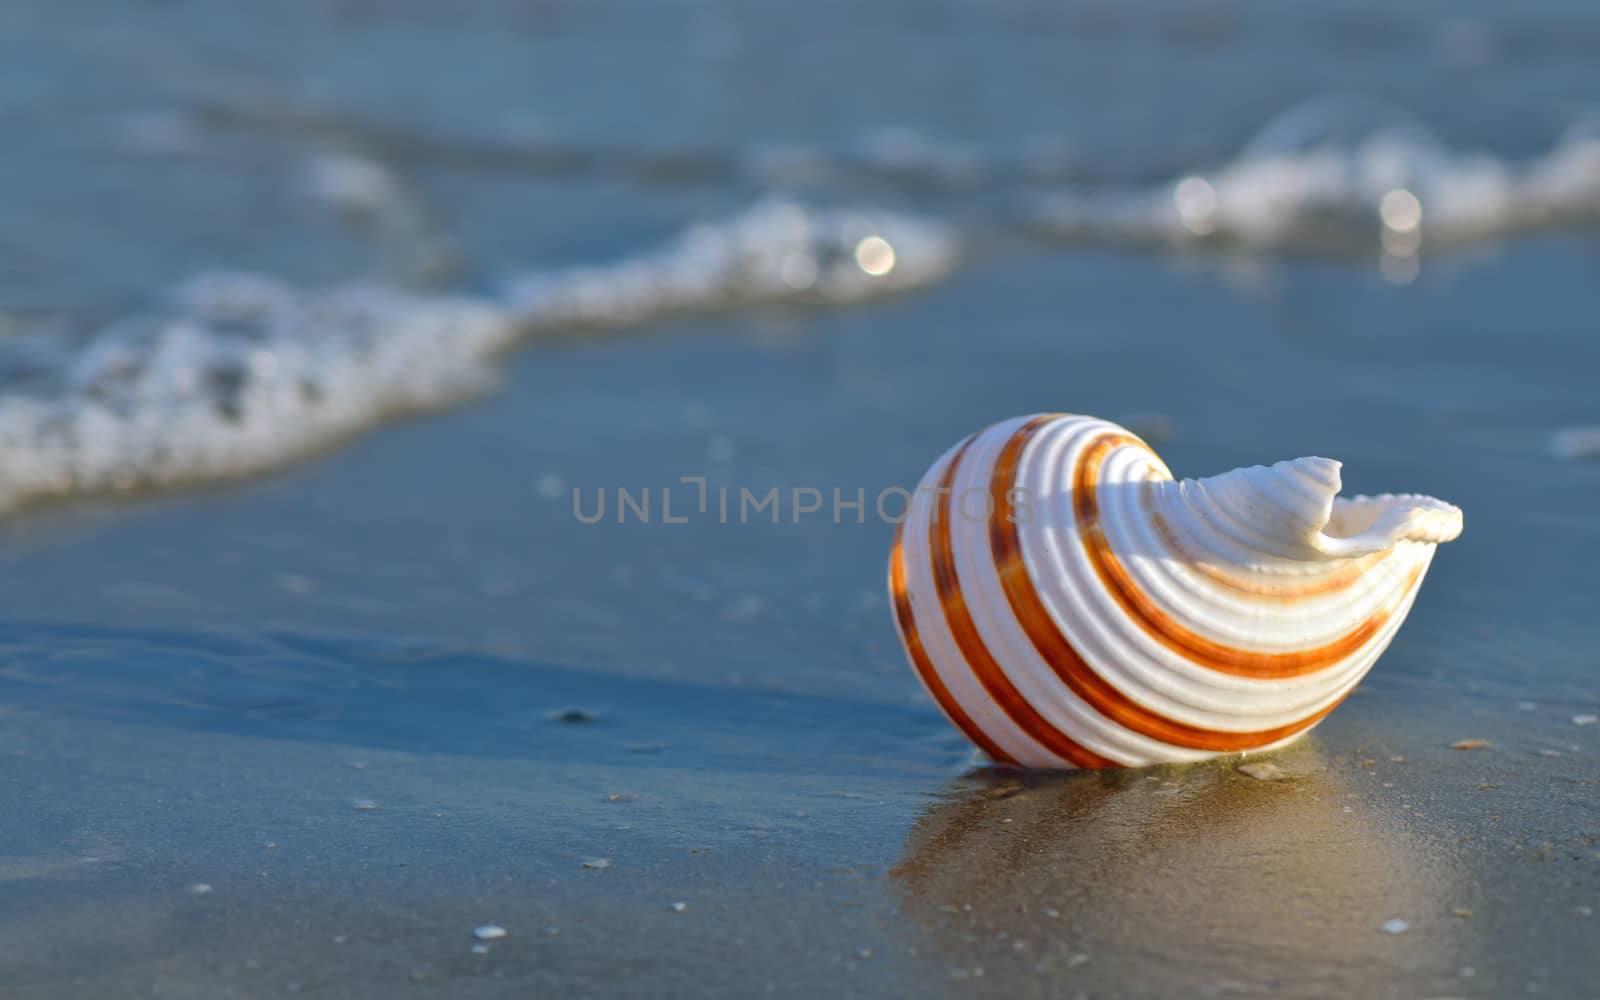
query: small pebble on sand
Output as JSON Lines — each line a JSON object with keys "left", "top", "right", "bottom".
{"left": 1358, "top": 759, "right": 1376, "bottom": 768}
{"left": 473, "top": 925, "right": 507, "bottom": 941}
{"left": 1573, "top": 714, "right": 1598, "bottom": 726}
{"left": 1451, "top": 739, "right": 1490, "bottom": 751}
{"left": 582, "top": 858, "right": 612, "bottom": 870}
{"left": 1237, "top": 762, "right": 1286, "bottom": 780}
{"left": 1381, "top": 918, "right": 1410, "bottom": 935}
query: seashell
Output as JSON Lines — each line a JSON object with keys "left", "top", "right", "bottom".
{"left": 888, "top": 413, "right": 1463, "bottom": 769}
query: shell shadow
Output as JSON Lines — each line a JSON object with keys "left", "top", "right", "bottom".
{"left": 889, "top": 743, "right": 1468, "bottom": 996}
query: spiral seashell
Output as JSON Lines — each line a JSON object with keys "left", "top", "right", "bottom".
{"left": 888, "top": 413, "right": 1463, "bottom": 769}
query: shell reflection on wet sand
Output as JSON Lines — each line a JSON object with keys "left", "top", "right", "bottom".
{"left": 889, "top": 746, "right": 1466, "bottom": 996}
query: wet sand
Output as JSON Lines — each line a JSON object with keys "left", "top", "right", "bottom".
{"left": 0, "top": 627, "right": 1592, "bottom": 998}
{"left": 1, "top": 244, "right": 1597, "bottom": 997}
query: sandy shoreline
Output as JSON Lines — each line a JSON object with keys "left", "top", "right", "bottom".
{"left": 0, "top": 242, "right": 1595, "bottom": 996}
{"left": 0, "top": 620, "right": 1592, "bottom": 998}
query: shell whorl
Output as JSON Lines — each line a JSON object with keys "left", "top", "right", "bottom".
{"left": 889, "top": 413, "right": 1462, "bottom": 769}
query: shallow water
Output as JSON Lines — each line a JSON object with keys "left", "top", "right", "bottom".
{"left": 0, "top": 2, "right": 1597, "bottom": 997}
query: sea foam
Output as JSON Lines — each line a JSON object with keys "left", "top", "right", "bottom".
{"left": 1033, "top": 98, "right": 1600, "bottom": 255}
{"left": 0, "top": 201, "right": 959, "bottom": 516}
{"left": 3, "top": 98, "right": 1598, "bottom": 518}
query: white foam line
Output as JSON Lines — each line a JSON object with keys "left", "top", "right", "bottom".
{"left": 1033, "top": 99, "right": 1600, "bottom": 255}
{"left": 0, "top": 200, "right": 961, "bottom": 517}
{"left": 504, "top": 200, "right": 960, "bottom": 327}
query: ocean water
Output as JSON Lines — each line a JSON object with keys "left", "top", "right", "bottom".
{"left": 0, "top": 2, "right": 1597, "bottom": 997}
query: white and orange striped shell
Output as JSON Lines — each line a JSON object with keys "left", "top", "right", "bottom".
{"left": 888, "top": 413, "right": 1463, "bottom": 769}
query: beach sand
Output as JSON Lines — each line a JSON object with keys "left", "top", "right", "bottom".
{"left": 1, "top": 2, "right": 1598, "bottom": 995}
{"left": 1, "top": 245, "right": 1596, "bottom": 997}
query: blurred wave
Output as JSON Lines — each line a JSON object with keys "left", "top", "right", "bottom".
{"left": 182, "top": 92, "right": 1600, "bottom": 223}
{"left": 504, "top": 200, "right": 958, "bottom": 326}
{"left": 1032, "top": 96, "right": 1600, "bottom": 258}
{"left": 2, "top": 96, "right": 1599, "bottom": 518}
{"left": 0, "top": 202, "right": 959, "bottom": 517}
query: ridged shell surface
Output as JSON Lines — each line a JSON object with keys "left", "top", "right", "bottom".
{"left": 888, "top": 413, "right": 1463, "bottom": 769}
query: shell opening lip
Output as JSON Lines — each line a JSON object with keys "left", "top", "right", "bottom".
{"left": 1315, "top": 490, "right": 1464, "bottom": 558}
{"left": 1167, "top": 451, "right": 1463, "bottom": 563}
